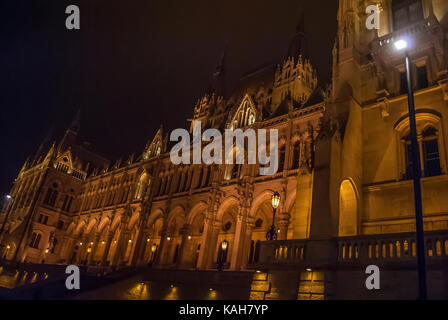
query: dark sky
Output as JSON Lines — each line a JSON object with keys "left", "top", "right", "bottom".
{"left": 0, "top": 0, "right": 338, "bottom": 194}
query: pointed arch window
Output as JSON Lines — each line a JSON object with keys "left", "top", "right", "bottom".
{"left": 278, "top": 145, "right": 286, "bottom": 172}
{"left": 292, "top": 141, "right": 301, "bottom": 170}
{"left": 230, "top": 99, "right": 256, "bottom": 129}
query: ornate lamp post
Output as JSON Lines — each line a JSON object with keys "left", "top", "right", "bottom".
{"left": 394, "top": 37, "right": 427, "bottom": 300}
{"left": 266, "top": 192, "right": 281, "bottom": 241}
{"left": 217, "top": 240, "right": 228, "bottom": 271}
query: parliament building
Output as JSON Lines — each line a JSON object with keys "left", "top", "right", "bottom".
{"left": 1, "top": 0, "right": 448, "bottom": 299}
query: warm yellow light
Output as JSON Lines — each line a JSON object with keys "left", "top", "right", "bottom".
{"left": 167, "top": 237, "right": 171, "bottom": 241}
{"left": 271, "top": 191, "right": 281, "bottom": 209}
{"left": 151, "top": 244, "right": 157, "bottom": 252}
{"left": 6, "top": 245, "right": 10, "bottom": 250}
{"left": 102, "top": 241, "right": 105, "bottom": 244}
{"left": 90, "top": 241, "right": 94, "bottom": 245}
{"left": 45, "top": 249, "right": 49, "bottom": 254}
{"left": 114, "top": 240, "right": 117, "bottom": 244}
{"left": 87, "top": 248, "right": 91, "bottom": 253}
{"left": 128, "top": 239, "right": 132, "bottom": 243}
{"left": 221, "top": 240, "right": 228, "bottom": 250}
{"left": 306, "top": 268, "right": 312, "bottom": 272}
{"left": 188, "top": 235, "right": 191, "bottom": 240}
{"left": 79, "top": 242, "right": 83, "bottom": 246}
{"left": 147, "top": 238, "right": 150, "bottom": 242}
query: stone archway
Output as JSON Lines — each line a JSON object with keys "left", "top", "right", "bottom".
{"left": 338, "top": 179, "right": 359, "bottom": 236}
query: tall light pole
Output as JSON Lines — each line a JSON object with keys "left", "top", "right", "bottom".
{"left": 266, "top": 191, "right": 281, "bottom": 241}
{"left": 0, "top": 195, "right": 15, "bottom": 243}
{"left": 394, "top": 38, "right": 427, "bottom": 300}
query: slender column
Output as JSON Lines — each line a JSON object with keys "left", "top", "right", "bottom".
{"left": 61, "top": 235, "right": 75, "bottom": 263}
{"left": 130, "top": 215, "right": 148, "bottom": 266}
{"left": 230, "top": 213, "right": 245, "bottom": 270}
{"left": 154, "top": 227, "right": 168, "bottom": 267}
{"left": 76, "top": 234, "right": 88, "bottom": 264}
{"left": 176, "top": 224, "right": 191, "bottom": 269}
{"left": 88, "top": 233, "right": 101, "bottom": 265}
{"left": 241, "top": 219, "right": 254, "bottom": 269}
{"left": 101, "top": 231, "right": 114, "bottom": 266}
{"left": 197, "top": 216, "right": 220, "bottom": 269}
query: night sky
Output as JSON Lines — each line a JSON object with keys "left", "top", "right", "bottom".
{"left": 0, "top": 0, "right": 338, "bottom": 194}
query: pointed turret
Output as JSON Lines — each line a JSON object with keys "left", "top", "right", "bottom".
{"left": 285, "top": 7, "right": 308, "bottom": 62}
{"left": 33, "top": 126, "right": 54, "bottom": 163}
{"left": 58, "top": 110, "right": 80, "bottom": 153}
{"left": 43, "top": 142, "right": 57, "bottom": 165}
{"left": 208, "top": 44, "right": 227, "bottom": 97}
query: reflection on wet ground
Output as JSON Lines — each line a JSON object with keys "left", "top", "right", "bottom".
{"left": 72, "top": 275, "right": 249, "bottom": 300}
{"left": 0, "top": 268, "right": 46, "bottom": 289}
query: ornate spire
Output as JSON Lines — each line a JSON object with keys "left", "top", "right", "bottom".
{"left": 209, "top": 44, "right": 227, "bottom": 97}
{"left": 285, "top": 6, "right": 308, "bottom": 61}
{"left": 68, "top": 109, "right": 81, "bottom": 134}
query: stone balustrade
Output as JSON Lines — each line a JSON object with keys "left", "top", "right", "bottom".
{"left": 255, "top": 230, "right": 448, "bottom": 266}
{"left": 337, "top": 230, "right": 448, "bottom": 263}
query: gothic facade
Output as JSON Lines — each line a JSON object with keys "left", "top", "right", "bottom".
{"left": 1, "top": 1, "right": 448, "bottom": 298}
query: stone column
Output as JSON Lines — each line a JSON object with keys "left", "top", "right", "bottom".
{"left": 154, "top": 227, "right": 168, "bottom": 268}
{"left": 132, "top": 229, "right": 149, "bottom": 267}
{"left": 197, "top": 216, "right": 219, "bottom": 269}
{"left": 176, "top": 224, "right": 191, "bottom": 269}
{"left": 88, "top": 232, "right": 101, "bottom": 265}
{"left": 112, "top": 221, "right": 129, "bottom": 268}
{"left": 278, "top": 213, "right": 290, "bottom": 240}
{"left": 101, "top": 231, "right": 114, "bottom": 266}
{"left": 130, "top": 215, "right": 148, "bottom": 266}
{"left": 230, "top": 213, "right": 245, "bottom": 270}
{"left": 241, "top": 218, "right": 255, "bottom": 269}
{"left": 61, "top": 235, "right": 75, "bottom": 263}
{"left": 76, "top": 234, "right": 88, "bottom": 265}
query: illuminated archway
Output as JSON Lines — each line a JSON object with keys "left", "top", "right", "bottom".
{"left": 338, "top": 179, "right": 358, "bottom": 236}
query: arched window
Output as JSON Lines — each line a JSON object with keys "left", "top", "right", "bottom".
{"left": 292, "top": 141, "right": 301, "bottom": 170}
{"left": 230, "top": 98, "right": 256, "bottom": 129}
{"left": 135, "top": 173, "right": 149, "bottom": 199}
{"left": 278, "top": 145, "right": 286, "bottom": 172}
{"left": 392, "top": 0, "right": 423, "bottom": 31}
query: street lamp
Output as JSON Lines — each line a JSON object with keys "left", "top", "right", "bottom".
{"left": 0, "top": 195, "right": 14, "bottom": 235}
{"left": 394, "top": 37, "right": 427, "bottom": 300}
{"left": 266, "top": 192, "right": 281, "bottom": 241}
{"left": 0, "top": 195, "right": 15, "bottom": 257}
{"left": 217, "top": 240, "right": 229, "bottom": 271}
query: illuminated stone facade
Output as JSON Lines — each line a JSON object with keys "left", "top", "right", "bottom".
{"left": 1, "top": 0, "right": 448, "bottom": 299}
